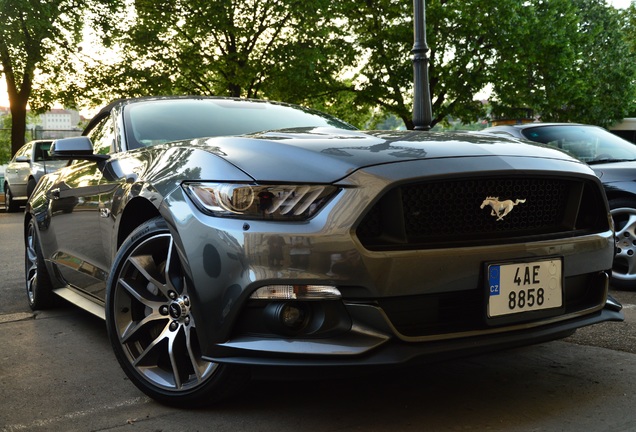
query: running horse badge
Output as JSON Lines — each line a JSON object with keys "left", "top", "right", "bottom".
{"left": 480, "top": 197, "right": 526, "bottom": 221}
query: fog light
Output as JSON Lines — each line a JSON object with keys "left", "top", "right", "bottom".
{"left": 280, "top": 303, "right": 306, "bottom": 328}
{"left": 263, "top": 302, "right": 311, "bottom": 334}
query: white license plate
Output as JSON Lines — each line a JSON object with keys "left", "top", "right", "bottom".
{"left": 487, "top": 259, "right": 562, "bottom": 318}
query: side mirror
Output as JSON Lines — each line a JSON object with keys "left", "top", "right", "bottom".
{"left": 50, "top": 137, "right": 110, "bottom": 162}
{"left": 15, "top": 155, "right": 30, "bottom": 163}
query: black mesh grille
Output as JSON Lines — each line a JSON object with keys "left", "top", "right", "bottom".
{"left": 356, "top": 176, "right": 607, "bottom": 250}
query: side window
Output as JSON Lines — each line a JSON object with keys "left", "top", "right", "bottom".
{"left": 86, "top": 117, "right": 115, "bottom": 155}
{"left": 34, "top": 142, "right": 52, "bottom": 162}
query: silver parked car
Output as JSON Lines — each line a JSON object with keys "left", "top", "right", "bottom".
{"left": 4, "top": 139, "right": 67, "bottom": 212}
{"left": 25, "top": 97, "right": 623, "bottom": 407}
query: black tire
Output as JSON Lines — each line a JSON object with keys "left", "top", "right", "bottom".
{"left": 25, "top": 218, "right": 58, "bottom": 309}
{"left": 609, "top": 197, "right": 636, "bottom": 290}
{"left": 105, "top": 217, "right": 250, "bottom": 407}
{"left": 5, "top": 186, "right": 20, "bottom": 213}
{"left": 26, "top": 178, "right": 37, "bottom": 199}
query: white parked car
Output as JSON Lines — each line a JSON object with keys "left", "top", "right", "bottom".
{"left": 4, "top": 140, "right": 67, "bottom": 212}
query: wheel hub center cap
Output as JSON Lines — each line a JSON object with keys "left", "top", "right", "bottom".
{"left": 169, "top": 297, "right": 190, "bottom": 319}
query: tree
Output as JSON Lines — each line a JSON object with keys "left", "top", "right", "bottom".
{"left": 0, "top": 0, "right": 120, "bottom": 156}
{"left": 84, "top": 0, "right": 355, "bottom": 108}
{"left": 331, "top": 0, "right": 534, "bottom": 129}
{"left": 336, "top": 0, "right": 636, "bottom": 129}
{"left": 490, "top": 0, "right": 636, "bottom": 127}
{"left": 73, "top": 0, "right": 636, "bottom": 130}
{"left": 618, "top": 3, "right": 636, "bottom": 118}
{"left": 99, "top": 0, "right": 515, "bottom": 130}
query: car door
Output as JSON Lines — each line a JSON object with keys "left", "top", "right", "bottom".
{"left": 33, "top": 140, "right": 64, "bottom": 178}
{"left": 48, "top": 117, "right": 116, "bottom": 301}
{"left": 7, "top": 142, "right": 34, "bottom": 198}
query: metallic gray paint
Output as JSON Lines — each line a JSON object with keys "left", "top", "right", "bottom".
{"left": 171, "top": 128, "right": 586, "bottom": 183}
{"left": 159, "top": 153, "right": 616, "bottom": 358}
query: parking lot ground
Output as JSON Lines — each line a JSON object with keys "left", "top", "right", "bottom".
{"left": 567, "top": 303, "right": 636, "bottom": 353}
{"left": 1, "top": 305, "right": 636, "bottom": 432}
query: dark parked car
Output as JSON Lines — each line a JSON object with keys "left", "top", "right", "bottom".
{"left": 481, "top": 123, "right": 636, "bottom": 289}
{"left": 4, "top": 139, "right": 67, "bottom": 212}
{"left": 25, "top": 97, "right": 623, "bottom": 406}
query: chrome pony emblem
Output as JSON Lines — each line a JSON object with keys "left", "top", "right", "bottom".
{"left": 480, "top": 197, "right": 526, "bottom": 221}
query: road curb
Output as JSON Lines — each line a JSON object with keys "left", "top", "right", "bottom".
{"left": 0, "top": 312, "right": 34, "bottom": 324}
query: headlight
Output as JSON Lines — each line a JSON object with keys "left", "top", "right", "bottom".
{"left": 183, "top": 182, "right": 339, "bottom": 220}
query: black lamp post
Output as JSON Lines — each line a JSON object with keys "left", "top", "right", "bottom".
{"left": 412, "top": 0, "right": 433, "bottom": 130}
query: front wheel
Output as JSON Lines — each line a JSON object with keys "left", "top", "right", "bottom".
{"left": 105, "top": 217, "right": 249, "bottom": 407}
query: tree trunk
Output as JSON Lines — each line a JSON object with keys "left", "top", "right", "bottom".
{"left": 10, "top": 100, "right": 28, "bottom": 155}
{"left": 2, "top": 39, "right": 33, "bottom": 156}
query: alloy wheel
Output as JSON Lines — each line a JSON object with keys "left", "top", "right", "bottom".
{"left": 111, "top": 232, "right": 218, "bottom": 392}
{"left": 25, "top": 222, "right": 39, "bottom": 305}
{"left": 612, "top": 206, "right": 636, "bottom": 287}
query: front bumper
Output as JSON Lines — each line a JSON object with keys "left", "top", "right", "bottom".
{"left": 162, "top": 155, "right": 620, "bottom": 368}
{"left": 207, "top": 295, "right": 623, "bottom": 367}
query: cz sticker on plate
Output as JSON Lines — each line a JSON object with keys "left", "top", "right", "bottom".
{"left": 487, "top": 258, "right": 563, "bottom": 318}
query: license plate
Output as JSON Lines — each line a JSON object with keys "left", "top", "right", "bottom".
{"left": 487, "top": 259, "right": 562, "bottom": 318}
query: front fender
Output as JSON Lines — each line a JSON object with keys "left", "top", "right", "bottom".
{"left": 106, "top": 144, "right": 255, "bottom": 199}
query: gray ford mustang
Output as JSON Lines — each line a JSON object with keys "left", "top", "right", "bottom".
{"left": 25, "top": 96, "right": 623, "bottom": 406}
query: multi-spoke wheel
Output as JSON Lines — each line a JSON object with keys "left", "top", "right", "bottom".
{"left": 25, "top": 218, "right": 57, "bottom": 309}
{"left": 105, "top": 217, "right": 249, "bottom": 407}
{"left": 610, "top": 198, "right": 636, "bottom": 290}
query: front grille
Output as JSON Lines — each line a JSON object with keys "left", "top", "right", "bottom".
{"left": 356, "top": 176, "right": 607, "bottom": 250}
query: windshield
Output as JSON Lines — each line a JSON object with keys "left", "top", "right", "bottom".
{"left": 123, "top": 98, "right": 355, "bottom": 149}
{"left": 520, "top": 125, "right": 636, "bottom": 163}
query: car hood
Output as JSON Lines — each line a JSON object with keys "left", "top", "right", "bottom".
{"left": 185, "top": 128, "right": 583, "bottom": 183}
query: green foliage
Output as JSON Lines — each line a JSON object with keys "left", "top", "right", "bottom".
{"left": 0, "top": 114, "right": 10, "bottom": 164}
{"left": 490, "top": 0, "right": 636, "bottom": 127}
{"left": 373, "top": 115, "right": 405, "bottom": 131}
{"left": 330, "top": 0, "right": 537, "bottom": 129}
{"left": 0, "top": 0, "right": 121, "bottom": 155}
{"left": 3, "top": 0, "right": 635, "bottom": 138}
{"left": 84, "top": 0, "right": 356, "bottom": 107}
{"left": 620, "top": 4, "right": 636, "bottom": 117}
{"left": 334, "top": 0, "right": 636, "bottom": 129}
{"left": 329, "top": 0, "right": 415, "bottom": 127}
{"left": 424, "top": 0, "right": 513, "bottom": 127}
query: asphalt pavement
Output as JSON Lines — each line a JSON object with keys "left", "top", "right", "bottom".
{"left": 1, "top": 210, "right": 636, "bottom": 432}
